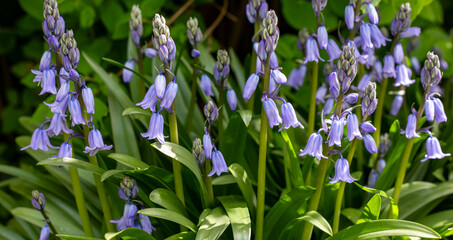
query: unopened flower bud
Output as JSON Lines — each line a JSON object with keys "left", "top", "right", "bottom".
{"left": 204, "top": 101, "right": 219, "bottom": 124}
{"left": 312, "top": 0, "right": 327, "bottom": 16}
{"left": 192, "top": 138, "right": 205, "bottom": 166}
{"left": 32, "top": 190, "right": 46, "bottom": 211}
{"left": 119, "top": 177, "right": 138, "bottom": 201}
{"left": 297, "top": 28, "right": 309, "bottom": 52}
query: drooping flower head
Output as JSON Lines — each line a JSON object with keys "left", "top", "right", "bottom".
{"left": 330, "top": 154, "right": 357, "bottom": 183}
{"left": 280, "top": 101, "right": 303, "bottom": 131}
{"left": 422, "top": 134, "right": 450, "bottom": 162}
{"left": 141, "top": 111, "right": 166, "bottom": 144}
{"left": 84, "top": 128, "right": 113, "bottom": 156}
{"left": 208, "top": 148, "right": 229, "bottom": 176}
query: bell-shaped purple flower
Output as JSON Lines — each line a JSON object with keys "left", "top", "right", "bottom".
{"left": 390, "top": 95, "right": 403, "bottom": 116}
{"left": 141, "top": 112, "right": 166, "bottom": 144}
{"left": 48, "top": 113, "right": 73, "bottom": 136}
{"left": 410, "top": 56, "right": 421, "bottom": 75}
{"left": 360, "top": 23, "right": 373, "bottom": 51}
{"left": 144, "top": 48, "right": 157, "bottom": 58}
{"left": 367, "top": 169, "right": 379, "bottom": 188}
{"left": 347, "top": 113, "right": 362, "bottom": 141}
{"left": 137, "top": 85, "right": 158, "bottom": 112}
{"left": 68, "top": 98, "right": 85, "bottom": 126}
{"left": 327, "top": 117, "right": 345, "bottom": 147}
{"left": 208, "top": 149, "right": 229, "bottom": 176}
{"left": 345, "top": 5, "right": 355, "bottom": 30}
{"left": 344, "top": 93, "right": 358, "bottom": 104}
{"left": 123, "top": 60, "right": 134, "bottom": 83}
{"left": 21, "top": 127, "right": 56, "bottom": 151}
{"left": 433, "top": 98, "right": 447, "bottom": 124}
{"left": 370, "top": 24, "right": 390, "bottom": 49}
{"left": 57, "top": 142, "right": 73, "bottom": 158}
{"left": 279, "top": 102, "right": 303, "bottom": 131}
{"left": 69, "top": 69, "right": 80, "bottom": 82}
{"left": 328, "top": 72, "right": 340, "bottom": 99}
{"left": 139, "top": 214, "right": 155, "bottom": 234}
{"left": 394, "top": 42, "right": 404, "bottom": 64}
{"left": 270, "top": 52, "right": 279, "bottom": 68}
{"left": 201, "top": 74, "right": 214, "bottom": 97}
{"left": 300, "top": 133, "right": 327, "bottom": 160}
{"left": 243, "top": 73, "right": 259, "bottom": 100}
{"left": 257, "top": 40, "right": 267, "bottom": 62}
{"left": 305, "top": 36, "right": 324, "bottom": 63}
{"left": 39, "top": 223, "right": 50, "bottom": 240}
{"left": 360, "top": 122, "right": 376, "bottom": 133}
{"left": 40, "top": 69, "right": 57, "bottom": 95}
{"left": 161, "top": 81, "right": 178, "bottom": 111}
{"left": 358, "top": 74, "right": 371, "bottom": 94}
{"left": 422, "top": 134, "right": 451, "bottom": 162}
{"left": 323, "top": 98, "right": 334, "bottom": 115}
{"left": 403, "top": 114, "right": 420, "bottom": 139}
{"left": 287, "top": 65, "right": 306, "bottom": 90}
{"left": 377, "top": 159, "right": 386, "bottom": 173}
{"left": 373, "top": 60, "right": 383, "bottom": 83}
{"left": 317, "top": 25, "right": 328, "bottom": 49}
{"left": 84, "top": 129, "right": 113, "bottom": 156}
{"left": 394, "top": 64, "right": 415, "bottom": 87}
{"left": 227, "top": 89, "right": 237, "bottom": 111}
{"left": 203, "top": 132, "right": 213, "bottom": 159}
{"left": 45, "top": 94, "right": 70, "bottom": 114}
{"left": 367, "top": 4, "right": 379, "bottom": 24}
{"left": 330, "top": 155, "right": 357, "bottom": 183}
{"left": 271, "top": 69, "right": 287, "bottom": 84}
{"left": 155, "top": 74, "right": 166, "bottom": 99}
{"left": 316, "top": 84, "right": 327, "bottom": 104}
{"left": 191, "top": 49, "right": 200, "bottom": 58}
{"left": 39, "top": 51, "right": 52, "bottom": 72}
{"left": 425, "top": 98, "right": 435, "bottom": 122}
{"left": 82, "top": 86, "right": 95, "bottom": 114}
{"left": 327, "top": 39, "right": 341, "bottom": 61}
{"left": 400, "top": 27, "right": 421, "bottom": 38}
{"left": 56, "top": 80, "right": 70, "bottom": 102}
{"left": 263, "top": 97, "right": 282, "bottom": 128}
{"left": 383, "top": 54, "right": 396, "bottom": 78}
{"left": 363, "top": 134, "right": 377, "bottom": 153}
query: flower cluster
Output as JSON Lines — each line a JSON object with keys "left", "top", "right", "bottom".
{"left": 246, "top": 0, "right": 267, "bottom": 24}
{"left": 31, "top": 190, "right": 50, "bottom": 240}
{"left": 111, "top": 177, "right": 155, "bottom": 234}
{"left": 187, "top": 17, "right": 202, "bottom": 58}
{"left": 213, "top": 49, "right": 237, "bottom": 110}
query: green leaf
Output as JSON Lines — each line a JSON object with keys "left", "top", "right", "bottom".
{"left": 105, "top": 228, "right": 156, "bottom": 240}
{"left": 228, "top": 163, "right": 257, "bottom": 218}
{"left": 341, "top": 208, "right": 362, "bottom": 224}
{"left": 357, "top": 194, "right": 381, "bottom": 224}
{"left": 196, "top": 207, "right": 230, "bottom": 240}
{"left": 165, "top": 231, "right": 196, "bottom": 240}
{"left": 108, "top": 90, "right": 142, "bottom": 160}
{"left": 354, "top": 182, "right": 399, "bottom": 219}
{"left": 280, "top": 130, "right": 304, "bottom": 186}
{"left": 212, "top": 174, "right": 236, "bottom": 185}
{"left": 149, "top": 188, "right": 188, "bottom": 217}
{"left": 57, "top": 235, "right": 103, "bottom": 240}
{"left": 417, "top": 210, "right": 453, "bottom": 234}
{"left": 218, "top": 196, "right": 252, "bottom": 240}
{"left": 108, "top": 153, "right": 149, "bottom": 169}
{"left": 327, "top": 219, "right": 441, "bottom": 239}
{"left": 83, "top": 53, "right": 134, "bottom": 108}
{"left": 123, "top": 107, "right": 152, "bottom": 117}
{"left": 263, "top": 186, "right": 315, "bottom": 240}
{"left": 37, "top": 158, "right": 105, "bottom": 175}
{"left": 102, "top": 57, "right": 148, "bottom": 83}
{"left": 280, "top": 210, "right": 333, "bottom": 239}
{"left": 138, "top": 208, "right": 197, "bottom": 232}
{"left": 228, "top": 47, "right": 246, "bottom": 91}
{"left": 101, "top": 169, "right": 129, "bottom": 182}
{"left": 152, "top": 142, "right": 209, "bottom": 207}
{"left": 18, "top": 0, "right": 42, "bottom": 20}
{"left": 0, "top": 224, "right": 26, "bottom": 240}
{"left": 80, "top": 6, "right": 96, "bottom": 28}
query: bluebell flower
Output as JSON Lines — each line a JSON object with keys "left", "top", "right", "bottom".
{"left": 383, "top": 54, "right": 396, "bottom": 78}
{"left": 137, "top": 85, "right": 158, "bottom": 112}
{"left": 57, "top": 142, "right": 72, "bottom": 158}
{"left": 263, "top": 97, "right": 282, "bottom": 128}
{"left": 347, "top": 113, "right": 362, "bottom": 141}
{"left": 327, "top": 117, "right": 345, "bottom": 147}
{"left": 363, "top": 134, "right": 377, "bottom": 153}
{"left": 328, "top": 72, "right": 340, "bottom": 100}
{"left": 56, "top": 79, "right": 69, "bottom": 102}
{"left": 287, "top": 65, "right": 306, "bottom": 90}
{"left": 39, "top": 69, "right": 57, "bottom": 95}
{"left": 144, "top": 48, "right": 157, "bottom": 58}
{"left": 345, "top": 5, "right": 355, "bottom": 30}
{"left": 393, "top": 42, "right": 404, "bottom": 64}
{"left": 208, "top": 148, "right": 229, "bottom": 176}
{"left": 119, "top": 177, "right": 139, "bottom": 201}
{"left": 141, "top": 111, "right": 166, "bottom": 144}
{"left": 200, "top": 74, "right": 214, "bottom": 97}
{"left": 390, "top": 95, "right": 403, "bottom": 116}
{"left": 422, "top": 134, "right": 450, "bottom": 162}
{"left": 69, "top": 69, "right": 80, "bottom": 82}
{"left": 111, "top": 203, "right": 138, "bottom": 231}
{"left": 316, "top": 84, "right": 327, "bottom": 104}
{"left": 360, "top": 122, "right": 376, "bottom": 133}
{"left": 139, "top": 214, "right": 155, "bottom": 234}
{"left": 68, "top": 98, "right": 85, "bottom": 126}
{"left": 317, "top": 25, "right": 328, "bottom": 49}
{"left": 271, "top": 69, "right": 287, "bottom": 84}
{"left": 425, "top": 98, "right": 434, "bottom": 122}
{"left": 154, "top": 74, "right": 166, "bottom": 99}
{"left": 372, "top": 60, "right": 383, "bottom": 83}
{"left": 45, "top": 94, "right": 70, "bottom": 114}
{"left": 21, "top": 127, "right": 56, "bottom": 151}
{"left": 305, "top": 36, "right": 324, "bottom": 62}
{"left": 330, "top": 155, "right": 357, "bottom": 183}
{"left": 377, "top": 159, "right": 386, "bottom": 173}
{"left": 344, "top": 93, "right": 358, "bottom": 104}
{"left": 160, "top": 80, "right": 178, "bottom": 111}
{"left": 370, "top": 24, "right": 390, "bottom": 49}
{"left": 327, "top": 39, "right": 341, "bottom": 62}
{"left": 257, "top": 40, "right": 267, "bottom": 62}
{"left": 367, "top": 169, "right": 379, "bottom": 188}
{"left": 48, "top": 113, "right": 73, "bottom": 136}
{"left": 39, "top": 223, "right": 50, "bottom": 240}
{"left": 399, "top": 27, "right": 421, "bottom": 38}
{"left": 158, "top": 45, "right": 169, "bottom": 64}
{"left": 82, "top": 86, "right": 95, "bottom": 114}
{"left": 203, "top": 132, "right": 213, "bottom": 159}
{"left": 84, "top": 128, "right": 113, "bottom": 156}
{"left": 433, "top": 98, "right": 447, "bottom": 124}
{"left": 300, "top": 132, "right": 327, "bottom": 160}
{"left": 243, "top": 73, "right": 259, "bottom": 100}
{"left": 360, "top": 23, "right": 373, "bottom": 51}
{"left": 39, "top": 51, "right": 52, "bottom": 71}
{"left": 123, "top": 60, "right": 134, "bottom": 83}
{"left": 323, "top": 98, "right": 334, "bottom": 115}
{"left": 204, "top": 101, "right": 219, "bottom": 124}
{"left": 280, "top": 102, "right": 303, "bottom": 131}
{"left": 270, "top": 52, "right": 279, "bottom": 68}
{"left": 410, "top": 56, "right": 421, "bottom": 75}
{"left": 357, "top": 74, "right": 371, "bottom": 94}
{"left": 32, "top": 190, "right": 46, "bottom": 211}
{"left": 402, "top": 114, "right": 419, "bottom": 139}
{"left": 394, "top": 64, "right": 415, "bottom": 87}
{"left": 227, "top": 89, "right": 237, "bottom": 111}
{"left": 191, "top": 49, "right": 200, "bottom": 58}
{"left": 367, "top": 3, "right": 379, "bottom": 24}
{"left": 246, "top": 0, "right": 267, "bottom": 23}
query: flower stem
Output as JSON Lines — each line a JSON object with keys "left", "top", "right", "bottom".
{"left": 137, "top": 48, "right": 145, "bottom": 99}
{"left": 247, "top": 21, "right": 260, "bottom": 112}
{"left": 255, "top": 56, "right": 271, "bottom": 240}
{"left": 164, "top": 64, "right": 186, "bottom": 209}
{"left": 185, "top": 55, "right": 198, "bottom": 133}
{"left": 68, "top": 166, "right": 94, "bottom": 236}
{"left": 40, "top": 209, "right": 60, "bottom": 240}
{"left": 218, "top": 86, "right": 225, "bottom": 145}
{"left": 372, "top": 77, "right": 389, "bottom": 162}
{"left": 307, "top": 62, "right": 319, "bottom": 135}
{"left": 205, "top": 158, "right": 215, "bottom": 207}
{"left": 332, "top": 138, "right": 358, "bottom": 233}
{"left": 348, "top": 0, "right": 362, "bottom": 40}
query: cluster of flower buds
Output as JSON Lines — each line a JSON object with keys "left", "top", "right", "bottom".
{"left": 152, "top": 14, "right": 176, "bottom": 66}
{"left": 213, "top": 50, "right": 237, "bottom": 110}
{"left": 421, "top": 52, "right": 443, "bottom": 89}
{"left": 246, "top": 0, "right": 267, "bottom": 24}
{"left": 129, "top": 5, "right": 143, "bottom": 48}
{"left": 335, "top": 44, "right": 357, "bottom": 93}
{"left": 192, "top": 138, "right": 205, "bottom": 166}
{"left": 111, "top": 177, "right": 155, "bottom": 234}
{"left": 60, "top": 30, "right": 80, "bottom": 73}
{"left": 186, "top": 17, "right": 202, "bottom": 58}
{"left": 391, "top": 3, "right": 420, "bottom": 38}
{"left": 361, "top": 82, "right": 377, "bottom": 117}
{"left": 312, "top": 0, "right": 327, "bottom": 17}
{"left": 32, "top": 190, "right": 50, "bottom": 240}
{"left": 43, "top": 0, "right": 65, "bottom": 51}
{"left": 260, "top": 10, "right": 279, "bottom": 56}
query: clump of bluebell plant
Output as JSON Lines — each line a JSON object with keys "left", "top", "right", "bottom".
{"left": 111, "top": 177, "right": 155, "bottom": 234}
{"left": 32, "top": 190, "right": 56, "bottom": 240}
